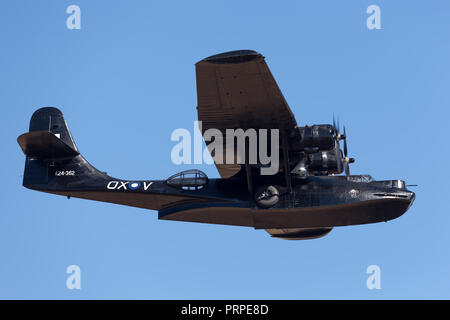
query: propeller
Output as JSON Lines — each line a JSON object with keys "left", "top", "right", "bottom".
{"left": 332, "top": 117, "right": 354, "bottom": 177}
{"left": 342, "top": 126, "right": 355, "bottom": 178}
{"left": 334, "top": 138, "right": 342, "bottom": 174}
{"left": 332, "top": 116, "right": 342, "bottom": 173}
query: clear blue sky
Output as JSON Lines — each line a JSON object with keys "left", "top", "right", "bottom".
{"left": 1, "top": 0, "right": 449, "bottom": 299}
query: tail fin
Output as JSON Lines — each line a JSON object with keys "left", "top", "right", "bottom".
{"left": 18, "top": 107, "right": 107, "bottom": 190}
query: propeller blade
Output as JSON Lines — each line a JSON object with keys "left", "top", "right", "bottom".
{"left": 335, "top": 141, "right": 342, "bottom": 173}
{"left": 343, "top": 126, "right": 348, "bottom": 157}
{"left": 345, "top": 161, "right": 350, "bottom": 177}
{"left": 333, "top": 115, "right": 338, "bottom": 136}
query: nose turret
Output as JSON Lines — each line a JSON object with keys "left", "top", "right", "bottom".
{"left": 392, "top": 179, "right": 406, "bottom": 189}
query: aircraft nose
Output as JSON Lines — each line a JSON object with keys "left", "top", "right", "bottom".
{"left": 371, "top": 188, "right": 416, "bottom": 222}
{"left": 406, "top": 190, "right": 416, "bottom": 208}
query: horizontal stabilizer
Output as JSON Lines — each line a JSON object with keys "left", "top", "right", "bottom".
{"left": 17, "top": 130, "right": 80, "bottom": 160}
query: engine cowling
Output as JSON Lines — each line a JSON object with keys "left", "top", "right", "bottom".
{"left": 308, "top": 150, "right": 343, "bottom": 175}
{"left": 295, "top": 124, "right": 335, "bottom": 151}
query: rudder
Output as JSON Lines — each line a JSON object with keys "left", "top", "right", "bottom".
{"left": 28, "top": 107, "right": 78, "bottom": 151}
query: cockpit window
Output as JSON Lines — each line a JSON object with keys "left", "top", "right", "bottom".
{"left": 166, "top": 169, "right": 208, "bottom": 190}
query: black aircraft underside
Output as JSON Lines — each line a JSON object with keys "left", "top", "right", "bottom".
{"left": 18, "top": 50, "right": 416, "bottom": 240}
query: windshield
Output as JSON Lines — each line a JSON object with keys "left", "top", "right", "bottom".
{"left": 349, "top": 175, "right": 374, "bottom": 182}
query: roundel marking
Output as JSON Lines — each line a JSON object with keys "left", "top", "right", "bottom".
{"left": 129, "top": 182, "right": 141, "bottom": 190}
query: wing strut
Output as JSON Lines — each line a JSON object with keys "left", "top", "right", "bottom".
{"left": 245, "top": 142, "right": 253, "bottom": 194}
{"left": 281, "top": 129, "right": 292, "bottom": 193}
{"left": 245, "top": 163, "right": 253, "bottom": 194}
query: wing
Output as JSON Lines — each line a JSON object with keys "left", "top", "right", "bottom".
{"left": 196, "top": 50, "right": 301, "bottom": 178}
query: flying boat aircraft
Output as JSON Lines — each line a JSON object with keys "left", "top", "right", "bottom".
{"left": 17, "top": 50, "right": 415, "bottom": 240}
